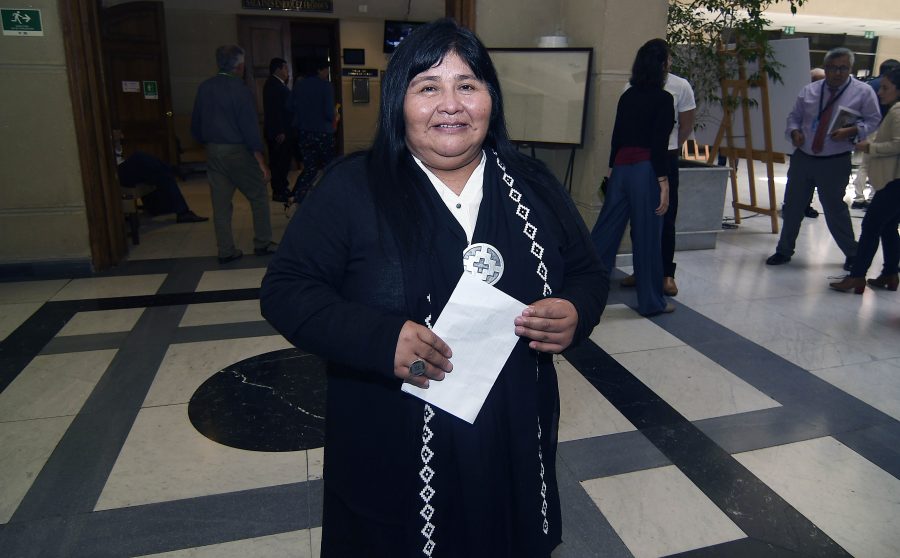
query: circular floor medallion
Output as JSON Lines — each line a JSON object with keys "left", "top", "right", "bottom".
{"left": 188, "top": 348, "right": 326, "bottom": 452}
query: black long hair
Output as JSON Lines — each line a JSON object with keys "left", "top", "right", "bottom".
{"left": 629, "top": 38, "right": 669, "bottom": 88}
{"left": 883, "top": 67, "right": 900, "bottom": 101}
{"left": 367, "top": 18, "right": 571, "bottom": 255}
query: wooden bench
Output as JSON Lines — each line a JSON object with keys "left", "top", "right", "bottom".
{"left": 121, "top": 182, "right": 157, "bottom": 245}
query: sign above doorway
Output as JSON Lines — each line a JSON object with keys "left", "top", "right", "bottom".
{"left": 1, "top": 8, "right": 43, "bottom": 36}
{"left": 241, "top": 0, "right": 333, "bottom": 13}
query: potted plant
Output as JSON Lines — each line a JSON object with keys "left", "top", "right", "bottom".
{"left": 667, "top": 0, "right": 808, "bottom": 132}
{"left": 664, "top": 0, "right": 808, "bottom": 246}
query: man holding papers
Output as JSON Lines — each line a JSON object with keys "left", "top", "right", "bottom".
{"left": 766, "top": 47, "right": 881, "bottom": 270}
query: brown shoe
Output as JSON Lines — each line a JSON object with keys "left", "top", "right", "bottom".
{"left": 663, "top": 276, "right": 678, "bottom": 296}
{"left": 867, "top": 273, "right": 899, "bottom": 291}
{"left": 620, "top": 274, "right": 636, "bottom": 287}
{"left": 829, "top": 275, "right": 865, "bottom": 294}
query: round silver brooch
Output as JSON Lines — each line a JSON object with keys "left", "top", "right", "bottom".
{"left": 462, "top": 243, "right": 504, "bottom": 285}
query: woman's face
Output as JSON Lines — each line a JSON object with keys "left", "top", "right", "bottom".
{"left": 403, "top": 51, "right": 492, "bottom": 175}
{"left": 878, "top": 77, "right": 899, "bottom": 106}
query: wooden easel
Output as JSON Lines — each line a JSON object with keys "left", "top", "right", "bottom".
{"left": 706, "top": 42, "right": 783, "bottom": 233}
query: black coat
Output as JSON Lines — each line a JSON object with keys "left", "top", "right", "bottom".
{"left": 262, "top": 75, "right": 291, "bottom": 141}
{"left": 261, "top": 152, "right": 609, "bottom": 556}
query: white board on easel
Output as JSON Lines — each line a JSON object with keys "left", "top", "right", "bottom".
{"left": 692, "top": 38, "right": 811, "bottom": 155}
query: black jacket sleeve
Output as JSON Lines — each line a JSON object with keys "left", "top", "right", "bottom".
{"left": 260, "top": 158, "right": 408, "bottom": 379}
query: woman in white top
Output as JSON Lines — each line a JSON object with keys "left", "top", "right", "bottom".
{"left": 831, "top": 67, "right": 900, "bottom": 293}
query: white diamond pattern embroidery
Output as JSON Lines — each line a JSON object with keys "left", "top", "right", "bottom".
{"left": 419, "top": 401, "right": 437, "bottom": 556}
{"left": 495, "top": 153, "right": 551, "bottom": 298}
{"left": 538, "top": 420, "right": 549, "bottom": 534}
{"left": 494, "top": 151, "right": 552, "bottom": 537}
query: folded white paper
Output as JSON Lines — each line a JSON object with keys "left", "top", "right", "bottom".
{"left": 401, "top": 271, "right": 527, "bottom": 424}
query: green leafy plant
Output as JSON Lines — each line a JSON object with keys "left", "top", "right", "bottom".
{"left": 666, "top": 0, "right": 807, "bottom": 130}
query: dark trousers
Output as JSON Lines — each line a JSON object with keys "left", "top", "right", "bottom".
{"left": 117, "top": 151, "right": 189, "bottom": 216}
{"left": 850, "top": 179, "right": 900, "bottom": 278}
{"left": 266, "top": 136, "right": 293, "bottom": 198}
{"left": 661, "top": 150, "right": 680, "bottom": 277}
{"left": 592, "top": 160, "right": 666, "bottom": 316}
{"left": 205, "top": 144, "right": 272, "bottom": 258}
{"left": 291, "top": 130, "right": 334, "bottom": 203}
{"left": 776, "top": 150, "right": 857, "bottom": 258}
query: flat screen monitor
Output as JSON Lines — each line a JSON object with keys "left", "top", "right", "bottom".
{"left": 384, "top": 20, "right": 423, "bottom": 54}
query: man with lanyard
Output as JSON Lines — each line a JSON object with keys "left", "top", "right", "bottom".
{"left": 766, "top": 47, "right": 880, "bottom": 270}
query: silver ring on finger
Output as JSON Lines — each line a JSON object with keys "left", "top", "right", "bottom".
{"left": 409, "top": 358, "right": 427, "bottom": 377}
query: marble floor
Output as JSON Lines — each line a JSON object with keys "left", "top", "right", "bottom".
{"left": 1, "top": 164, "right": 899, "bottom": 557}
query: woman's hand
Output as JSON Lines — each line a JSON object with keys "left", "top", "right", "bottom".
{"left": 854, "top": 140, "right": 870, "bottom": 154}
{"left": 655, "top": 178, "right": 669, "bottom": 215}
{"left": 514, "top": 298, "right": 578, "bottom": 353}
{"left": 394, "top": 320, "right": 453, "bottom": 388}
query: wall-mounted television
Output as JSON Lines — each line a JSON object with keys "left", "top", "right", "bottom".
{"left": 383, "top": 20, "right": 424, "bottom": 54}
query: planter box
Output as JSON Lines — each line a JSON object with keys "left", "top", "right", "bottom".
{"left": 675, "top": 160, "right": 730, "bottom": 250}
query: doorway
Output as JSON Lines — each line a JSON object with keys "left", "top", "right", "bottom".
{"left": 238, "top": 16, "right": 342, "bottom": 157}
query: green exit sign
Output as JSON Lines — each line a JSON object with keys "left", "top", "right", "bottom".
{"left": 864, "top": 31, "right": 875, "bottom": 39}
{"left": 1, "top": 8, "right": 42, "bottom": 36}
{"left": 783, "top": 26, "right": 795, "bottom": 35}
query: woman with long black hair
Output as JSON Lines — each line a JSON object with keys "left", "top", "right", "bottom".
{"left": 261, "top": 18, "right": 608, "bottom": 557}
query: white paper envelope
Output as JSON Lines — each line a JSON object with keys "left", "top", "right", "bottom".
{"left": 401, "top": 272, "right": 526, "bottom": 424}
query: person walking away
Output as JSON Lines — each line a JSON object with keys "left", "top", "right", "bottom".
{"left": 263, "top": 57, "right": 294, "bottom": 203}
{"left": 620, "top": 58, "right": 695, "bottom": 297}
{"left": 288, "top": 59, "right": 336, "bottom": 205}
{"left": 191, "top": 45, "right": 276, "bottom": 264}
{"left": 591, "top": 38, "right": 675, "bottom": 316}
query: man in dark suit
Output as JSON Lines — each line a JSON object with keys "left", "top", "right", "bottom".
{"left": 263, "top": 57, "right": 293, "bottom": 203}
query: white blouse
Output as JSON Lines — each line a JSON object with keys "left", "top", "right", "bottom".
{"left": 412, "top": 152, "right": 485, "bottom": 244}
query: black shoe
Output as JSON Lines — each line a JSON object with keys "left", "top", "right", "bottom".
{"left": 843, "top": 256, "right": 855, "bottom": 272}
{"left": 254, "top": 242, "right": 278, "bottom": 256}
{"left": 217, "top": 250, "right": 243, "bottom": 264}
{"left": 804, "top": 206, "right": 819, "bottom": 218}
{"left": 851, "top": 200, "right": 870, "bottom": 209}
{"left": 176, "top": 211, "right": 208, "bottom": 223}
{"left": 766, "top": 253, "right": 791, "bottom": 265}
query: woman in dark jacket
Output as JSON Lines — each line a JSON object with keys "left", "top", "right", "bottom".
{"left": 260, "top": 18, "right": 608, "bottom": 558}
{"left": 591, "top": 38, "right": 675, "bottom": 316}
